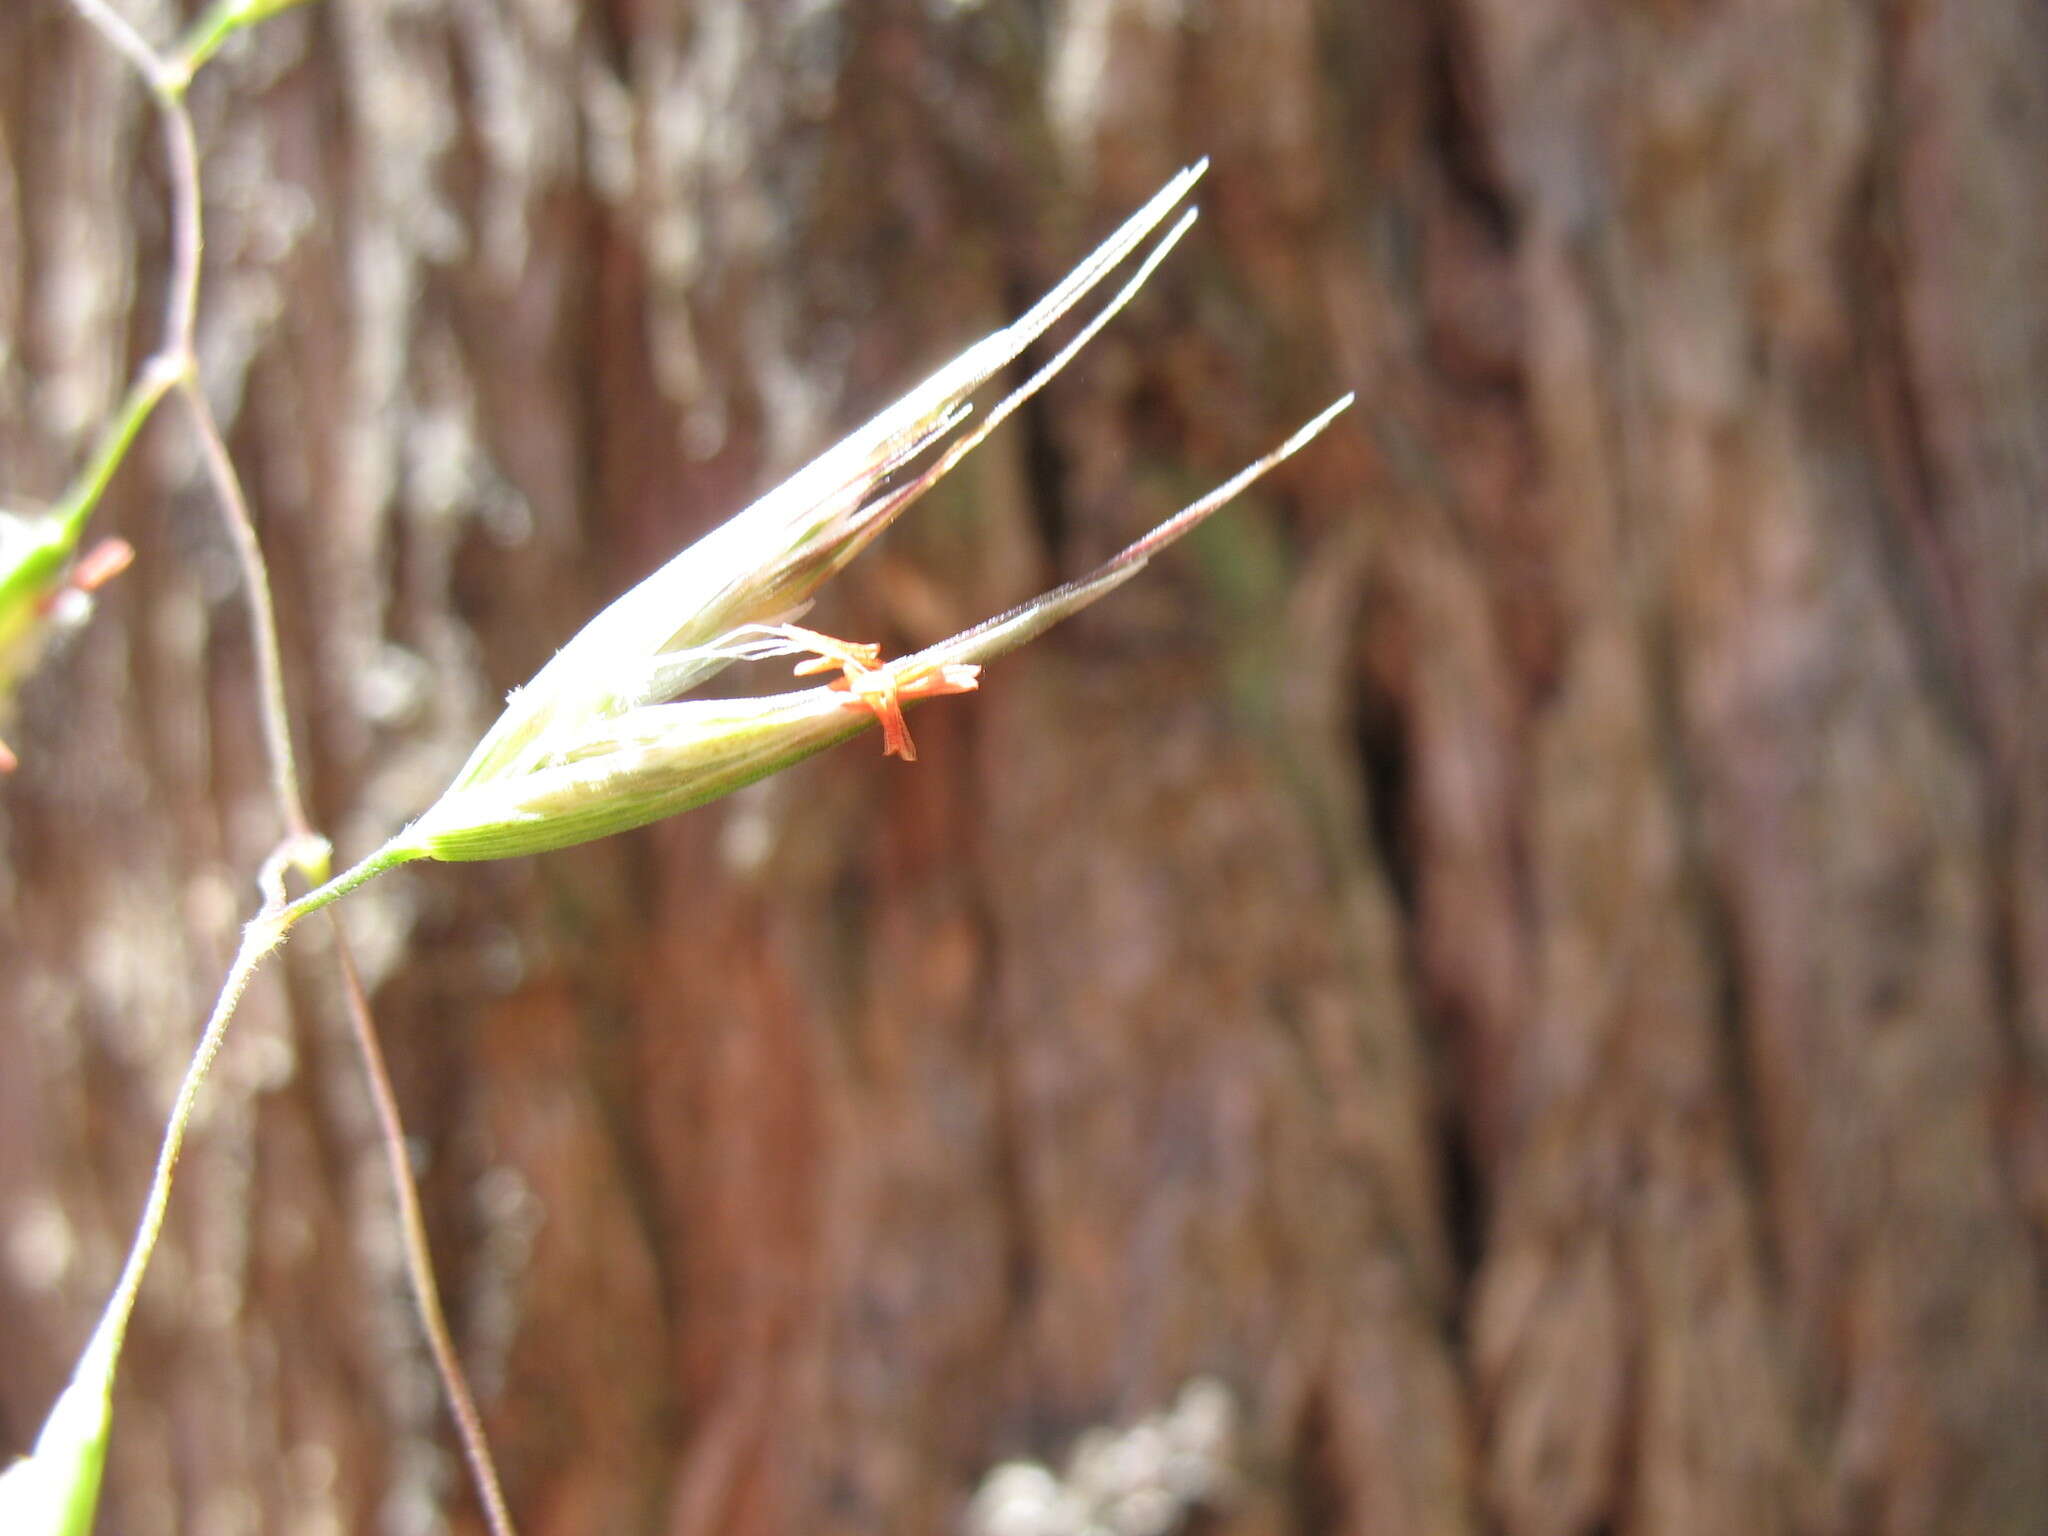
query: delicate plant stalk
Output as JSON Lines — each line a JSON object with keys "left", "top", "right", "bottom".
{"left": 55, "top": 830, "right": 521, "bottom": 1535}
{"left": 66, "top": 0, "right": 313, "bottom": 852}
{"left": 171, "top": 0, "right": 319, "bottom": 87}
{"left": 49, "top": 360, "right": 183, "bottom": 546}
{"left": 87, "top": 844, "right": 408, "bottom": 1368}
{"left": 89, "top": 915, "right": 291, "bottom": 1367}
{"left": 184, "top": 388, "right": 314, "bottom": 858}
{"left": 49, "top": 4, "right": 522, "bottom": 1532}
{"left": 327, "top": 923, "right": 521, "bottom": 1536}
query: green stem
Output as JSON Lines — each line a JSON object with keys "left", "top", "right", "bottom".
{"left": 173, "top": 0, "right": 312, "bottom": 85}
{"left": 51, "top": 360, "right": 184, "bottom": 547}
{"left": 85, "top": 839, "right": 418, "bottom": 1369}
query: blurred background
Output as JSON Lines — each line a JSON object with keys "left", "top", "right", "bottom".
{"left": 3, "top": 1, "right": 2046, "bottom": 1532}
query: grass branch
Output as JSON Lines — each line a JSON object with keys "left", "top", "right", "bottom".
{"left": 56, "top": 3, "right": 520, "bottom": 1531}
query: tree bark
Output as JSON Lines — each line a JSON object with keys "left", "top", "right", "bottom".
{"left": 1, "top": 1, "right": 2043, "bottom": 1533}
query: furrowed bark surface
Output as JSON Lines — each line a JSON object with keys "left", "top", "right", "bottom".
{"left": 1, "top": 2, "right": 2043, "bottom": 1533}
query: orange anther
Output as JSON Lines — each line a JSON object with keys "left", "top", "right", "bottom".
{"left": 764, "top": 624, "right": 979, "bottom": 760}
{"left": 841, "top": 666, "right": 915, "bottom": 759}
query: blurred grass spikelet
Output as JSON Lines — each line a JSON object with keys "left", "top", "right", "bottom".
{"left": 0, "top": 510, "right": 133, "bottom": 772}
